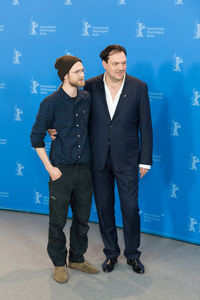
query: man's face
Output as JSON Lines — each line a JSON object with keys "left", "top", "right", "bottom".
{"left": 66, "top": 61, "right": 85, "bottom": 87}
{"left": 103, "top": 51, "right": 127, "bottom": 82}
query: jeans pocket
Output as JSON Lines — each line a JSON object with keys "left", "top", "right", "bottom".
{"left": 48, "top": 167, "right": 64, "bottom": 185}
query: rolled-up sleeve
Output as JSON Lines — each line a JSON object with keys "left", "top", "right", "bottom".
{"left": 30, "top": 99, "right": 54, "bottom": 148}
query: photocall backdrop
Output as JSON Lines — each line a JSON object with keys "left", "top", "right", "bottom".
{"left": 0, "top": 0, "right": 200, "bottom": 245}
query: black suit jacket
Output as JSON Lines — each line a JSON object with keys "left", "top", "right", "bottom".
{"left": 84, "top": 74, "right": 153, "bottom": 172}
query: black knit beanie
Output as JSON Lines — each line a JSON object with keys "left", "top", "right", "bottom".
{"left": 55, "top": 55, "right": 82, "bottom": 81}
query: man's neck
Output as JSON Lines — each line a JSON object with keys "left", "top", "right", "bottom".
{"left": 105, "top": 73, "right": 124, "bottom": 91}
{"left": 62, "top": 82, "right": 77, "bottom": 98}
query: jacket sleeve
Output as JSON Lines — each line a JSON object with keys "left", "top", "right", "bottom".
{"left": 30, "top": 99, "right": 54, "bottom": 148}
{"left": 139, "top": 84, "right": 153, "bottom": 165}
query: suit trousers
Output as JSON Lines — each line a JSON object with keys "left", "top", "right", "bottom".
{"left": 92, "top": 150, "right": 141, "bottom": 260}
{"left": 47, "top": 165, "right": 92, "bottom": 266}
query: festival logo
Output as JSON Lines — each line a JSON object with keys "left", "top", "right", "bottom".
{"left": 65, "top": 49, "right": 73, "bottom": 55}
{"left": 193, "top": 21, "right": 200, "bottom": 39}
{"left": 175, "top": 0, "right": 183, "bottom": 4}
{"left": 82, "top": 19, "right": 109, "bottom": 37}
{"left": 34, "top": 190, "right": 49, "bottom": 205}
{"left": 0, "top": 25, "right": 5, "bottom": 32}
{"left": 188, "top": 217, "right": 198, "bottom": 232}
{"left": 0, "top": 192, "right": 9, "bottom": 198}
{"left": 11, "top": 0, "right": 19, "bottom": 5}
{"left": 31, "top": 78, "right": 39, "bottom": 94}
{"left": 192, "top": 89, "right": 200, "bottom": 106}
{"left": 136, "top": 21, "right": 145, "bottom": 38}
{"left": 29, "top": 20, "right": 39, "bottom": 35}
{"left": 13, "top": 49, "right": 22, "bottom": 64}
{"left": 173, "top": 55, "right": 183, "bottom": 72}
{"left": 136, "top": 21, "right": 165, "bottom": 38}
{"left": 170, "top": 183, "right": 179, "bottom": 199}
{"left": 14, "top": 106, "right": 23, "bottom": 121}
{"left": 171, "top": 120, "right": 181, "bottom": 136}
{"left": 190, "top": 155, "right": 200, "bottom": 171}
{"left": 141, "top": 211, "right": 164, "bottom": 223}
{"left": 0, "top": 83, "right": 6, "bottom": 90}
{"left": 153, "top": 154, "right": 162, "bottom": 163}
{"left": 0, "top": 139, "right": 7, "bottom": 145}
{"left": 29, "top": 19, "right": 56, "bottom": 36}
{"left": 30, "top": 78, "right": 57, "bottom": 95}
{"left": 149, "top": 92, "right": 164, "bottom": 102}
{"left": 118, "top": 0, "right": 126, "bottom": 5}
{"left": 16, "top": 162, "right": 24, "bottom": 176}
{"left": 82, "top": 20, "right": 92, "bottom": 36}
{"left": 64, "top": 0, "right": 72, "bottom": 5}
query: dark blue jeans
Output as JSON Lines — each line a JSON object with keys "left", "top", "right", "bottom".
{"left": 47, "top": 165, "right": 92, "bottom": 266}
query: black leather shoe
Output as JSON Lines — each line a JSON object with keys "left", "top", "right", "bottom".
{"left": 127, "top": 259, "right": 145, "bottom": 274}
{"left": 102, "top": 257, "right": 118, "bottom": 272}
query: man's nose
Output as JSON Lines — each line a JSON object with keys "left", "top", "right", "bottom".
{"left": 119, "top": 63, "right": 125, "bottom": 69}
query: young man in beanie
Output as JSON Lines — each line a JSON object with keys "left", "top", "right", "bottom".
{"left": 30, "top": 55, "right": 98, "bottom": 283}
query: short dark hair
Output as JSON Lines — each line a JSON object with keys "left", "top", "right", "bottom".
{"left": 99, "top": 45, "right": 127, "bottom": 63}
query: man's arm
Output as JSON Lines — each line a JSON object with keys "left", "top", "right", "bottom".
{"left": 36, "top": 147, "right": 62, "bottom": 181}
{"left": 31, "top": 99, "right": 61, "bottom": 180}
{"left": 139, "top": 84, "right": 153, "bottom": 166}
{"left": 31, "top": 99, "right": 54, "bottom": 147}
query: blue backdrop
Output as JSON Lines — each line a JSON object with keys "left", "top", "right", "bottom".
{"left": 0, "top": 0, "right": 200, "bottom": 245}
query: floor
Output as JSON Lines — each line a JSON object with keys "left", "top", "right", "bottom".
{"left": 0, "top": 210, "right": 199, "bottom": 300}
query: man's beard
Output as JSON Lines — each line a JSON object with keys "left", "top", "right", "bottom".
{"left": 69, "top": 79, "right": 85, "bottom": 88}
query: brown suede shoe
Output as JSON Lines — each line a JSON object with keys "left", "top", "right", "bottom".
{"left": 68, "top": 260, "right": 99, "bottom": 274}
{"left": 53, "top": 266, "right": 68, "bottom": 283}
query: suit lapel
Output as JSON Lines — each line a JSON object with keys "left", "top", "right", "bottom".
{"left": 112, "top": 74, "right": 130, "bottom": 121}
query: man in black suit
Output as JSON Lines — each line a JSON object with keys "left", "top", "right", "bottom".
{"left": 49, "top": 45, "right": 153, "bottom": 274}
{"left": 84, "top": 45, "right": 153, "bottom": 273}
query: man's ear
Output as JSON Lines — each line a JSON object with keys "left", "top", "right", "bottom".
{"left": 63, "top": 73, "right": 69, "bottom": 82}
{"left": 102, "top": 60, "right": 107, "bottom": 70}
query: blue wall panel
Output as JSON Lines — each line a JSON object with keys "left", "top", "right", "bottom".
{"left": 0, "top": 0, "right": 200, "bottom": 244}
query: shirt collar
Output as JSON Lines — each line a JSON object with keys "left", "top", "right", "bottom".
{"left": 59, "top": 85, "right": 80, "bottom": 101}
{"left": 103, "top": 73, "right": 126, "bottom": 98}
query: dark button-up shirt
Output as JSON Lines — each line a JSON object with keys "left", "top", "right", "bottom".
{"left": 30, "top": 86, "right": 91, "bottom": 166}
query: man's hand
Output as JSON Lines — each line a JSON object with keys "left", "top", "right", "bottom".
{"left": 48, "top": 129, "right": 57, "bottom": 141}
{"left": 47, "top": 165, "right": 62, "bottom": 181}
{"left": 139, "top": 167, "right": 149, "bottom": 178}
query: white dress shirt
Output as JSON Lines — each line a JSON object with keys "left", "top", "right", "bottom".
{"left": 103, "top": 73, "right": 151, "bottom": 170}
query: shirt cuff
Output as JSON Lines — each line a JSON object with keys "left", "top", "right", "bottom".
{"left": 32, "top": 141, "right": 45, "bottom": 148}
{"left": 139, "top": 164, "right": 151, "bottom": 169}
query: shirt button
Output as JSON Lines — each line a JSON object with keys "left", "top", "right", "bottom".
{"left": 76, "top": 114, "right": 78, "bottom": 117}
{"left": 77, "top": 135, "right": 80, "bottom": 138}
{"left": 78, "top": 145, "right": 81, "bottom": 148}
{"left": 78, "top": 156, "right": 81, "bottom": 159}
{"left": 83, "top": 110, "right": 85, "bottom": 114}
{"left": 110, "top": 124, "right": 112, "bottom": 127}
{"left": 76, "top": 124, "right": 79, "bottom": 127}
